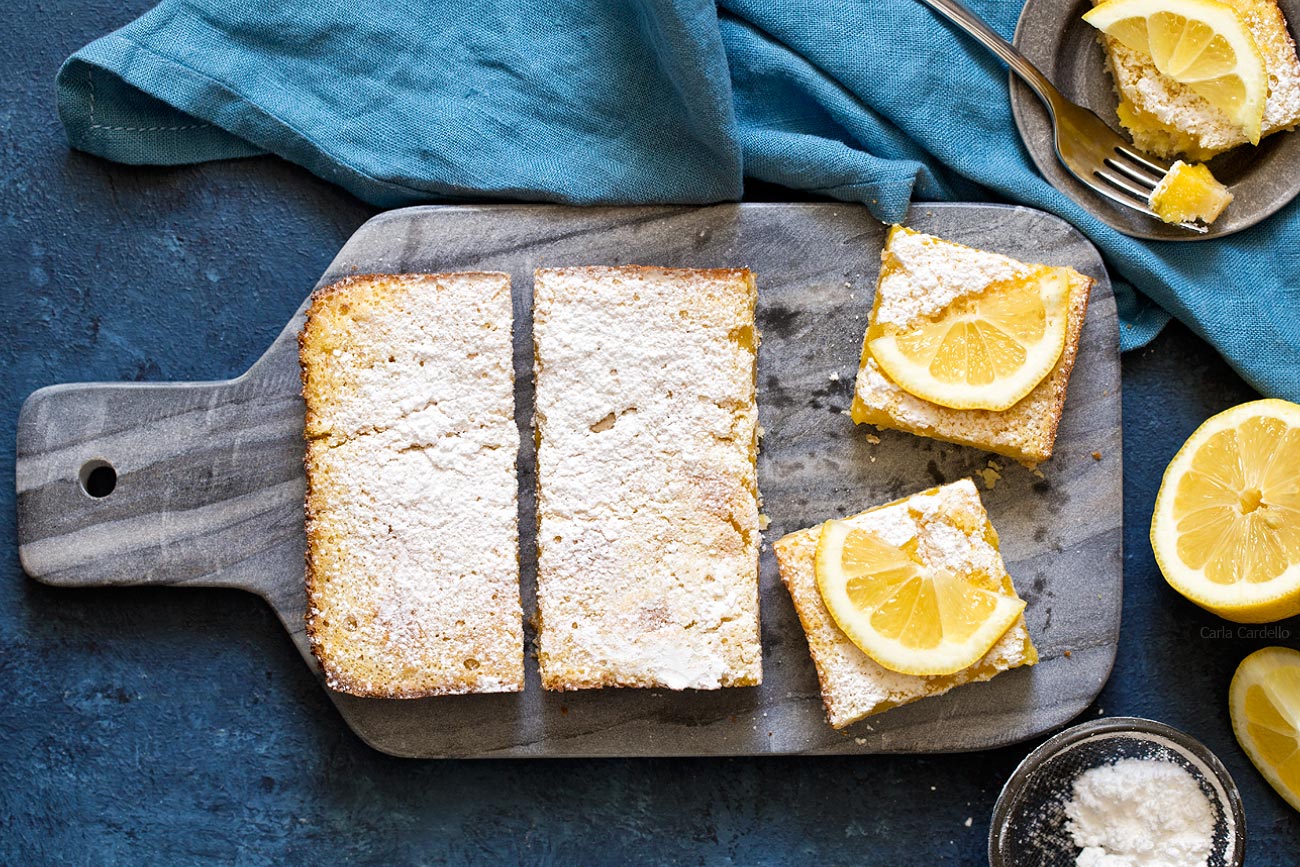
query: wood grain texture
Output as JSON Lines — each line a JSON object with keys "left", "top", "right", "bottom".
{"left": 15, "top": 203, "right": 1122, "bottom": 757}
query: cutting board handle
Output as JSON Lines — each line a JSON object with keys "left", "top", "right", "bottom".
{"left": 15, "top": 341, "right": 308, "bottom": 597}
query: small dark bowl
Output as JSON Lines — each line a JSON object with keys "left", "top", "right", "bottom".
{"left": 989, "top": 716, "right": 1246, "bottom": 866}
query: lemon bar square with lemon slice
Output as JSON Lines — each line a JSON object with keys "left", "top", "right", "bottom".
{"left": 850, "top": 226, "right": 1093, "bottom": 464}
{"left": 773, "top": 480, "right": 1037, "bottom": 730}
{"left": 1087, "top": 0, "right": 1300, "bottom": 160}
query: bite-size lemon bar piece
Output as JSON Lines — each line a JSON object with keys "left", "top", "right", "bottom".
{"left": 1148, "top": 161, "right": 1234, "bottom": 224}
{"left": 1097, "top": 0, "right": 1300, "bottom": 160}
{"left": 773, "top": 479, "right": 1038, "bottom": 730}
{"left": 850, "top": 226, "right": 1094, "bottom": 464}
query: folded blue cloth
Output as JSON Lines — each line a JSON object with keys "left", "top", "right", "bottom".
{"left": 57, "top": 0, "right": 1300, "bottom": 400}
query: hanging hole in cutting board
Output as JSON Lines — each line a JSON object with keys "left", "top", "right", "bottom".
{"left": 79, "top": 459, "right": 116, "bottom": 498}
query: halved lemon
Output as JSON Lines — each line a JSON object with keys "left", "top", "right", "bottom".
{"left": 1151, "top": 399, "right": 1300, "bottom": 623}
{"left": 814, "top": 520, "right": 1025, "bottom": 675}
{"left": 1083, "top": 0, "right": 1268, "bottom": 144}
{"left": 867, "top": 266, "right": 1070, "bottom": 411}
{"left": 1230, "top": 646, "right": 1300, "bottom": 812}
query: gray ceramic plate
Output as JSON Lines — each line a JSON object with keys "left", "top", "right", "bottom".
{"left": 1010, "top": 0, "right": 1300, "bottom": 240}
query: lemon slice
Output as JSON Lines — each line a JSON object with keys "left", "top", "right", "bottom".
{"left": 867, "top": 266, "right": 1070, "bottom": 411}
{"left": 1083, "top": 0, "right": 1268, "bottom": 144}
{"left": 1151, "top": 399, "right": 1300, "bottom": 623}
{"left": 1230, "top": 646, "right": 1300, "bottom": 812}
{"left": 814, "top": 520, "right": 1025, "bottom": 676}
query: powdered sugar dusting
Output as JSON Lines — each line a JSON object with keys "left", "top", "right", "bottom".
{"left": 1065, "top": 758, "right": 1215, "bottom": 867}
{"left": 533, "top": 267, "right": 762, "bottom": 691}
{"left": 870, "top": 480, "right": 1003, "bottom": 575}
{"left": 302, "top": 273, "right": 524, "bottom": 697}
{"left": 874, "top": 229, "right": 1030, "bottom": 330}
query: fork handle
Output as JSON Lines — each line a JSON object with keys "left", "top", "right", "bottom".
{"left": 913, "top": 0, "right": 1067, "bottom": 117}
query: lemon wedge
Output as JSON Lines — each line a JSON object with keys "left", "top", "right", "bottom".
{"left": 867, "top": 266, "right": 1070, "bottom": 411}
{"left": 1083, "top": 0, "right": 1269, "bottom": 144}
{"left": 1230, "top": 646, "right": 1300, "bottom": 812}
{"left": 814, "top": 519, "right": 1025, "bottom": 676}
{"left": 1151, "top": 399, "right": 1300, "bottom": 623}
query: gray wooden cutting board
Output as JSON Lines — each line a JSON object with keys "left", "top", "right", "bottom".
{"left": 15, "top": 203, "right": 1122, "bottom": 758}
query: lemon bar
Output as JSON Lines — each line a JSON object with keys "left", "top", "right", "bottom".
{"left": 1098, "top": 0, "right": 1300, "bottom": 159}
{"left": 850, "top": 226, "right": 1093, "bottom": 464}
{"left": 301, "top": 273, "right": 524, "bottom": 698}
{"left": 1148, "top": 160, "right": 1234, "bottom": 224}
{"left": 533, "top": 266, "right": 762, "bottom": 690}
{"left": 773, "top": 479, "right": 1038, "bottom": 730}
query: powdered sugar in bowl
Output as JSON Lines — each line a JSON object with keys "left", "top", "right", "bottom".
{"left": 989, "top": 717, "right": 1246, "bottom": 867}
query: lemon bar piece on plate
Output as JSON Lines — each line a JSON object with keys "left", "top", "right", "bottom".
{"left": 1149, "top": 160, "right": 1234, "bottom": 224}
{"left": 533, "top": 266, "right": 762, "bottom": 690}
{"left": 773, "top": 479, "right": 1038, "bottom": 730}
{"left": 850, "top": 226, "right": 1093, "bottom": 464}
{"left": 301, "top": 273, "right": 524, "bottom": 698}
{"left": 1096, "top": 0, "right": 1300, "bottom": 159}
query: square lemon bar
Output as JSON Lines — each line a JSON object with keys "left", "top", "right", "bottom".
{"left": 773, "top": 479, "right": 1038, "bottom": 730}
{"left": 850, "top": 226, "right": 1094, "bottom": 464}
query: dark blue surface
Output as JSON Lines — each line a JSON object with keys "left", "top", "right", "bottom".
{"left": 4, "top": 2, "right": 1300, "bottom": 864}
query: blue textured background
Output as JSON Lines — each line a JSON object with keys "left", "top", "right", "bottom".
{"left": 4, "top": 1, "right": 1300, "bottom": 863}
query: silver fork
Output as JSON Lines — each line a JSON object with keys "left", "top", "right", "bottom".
{"left": 915, "top": 0, "right": 1208, "bottom": 233}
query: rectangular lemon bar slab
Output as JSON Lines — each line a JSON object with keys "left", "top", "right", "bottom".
{"left": 850, "top": 226, "right": 1093, "bottom": 464}
{"left": 1097, "top": 0, "right": 1300, "bottom": 160}
{"left": 773, "top": 479, "right": 1038, "bottom": 730}
{"left": 533, "top": 266, "right": 762, "bottom": 691}
{"left": 300, "top": 272, "right": 524, "bottom": 698}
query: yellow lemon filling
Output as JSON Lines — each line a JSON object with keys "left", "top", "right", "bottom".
{"left": 1149, "top": 160, "right": 1234, "bottom": 224}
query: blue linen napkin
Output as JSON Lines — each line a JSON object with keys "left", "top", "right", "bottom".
{"left": 57, "top": 0, "right": 1300, "bottom": 400}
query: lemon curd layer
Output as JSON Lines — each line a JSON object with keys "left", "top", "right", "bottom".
{"left": 1148, "top": 160, "right": 1234, "bottom": 224}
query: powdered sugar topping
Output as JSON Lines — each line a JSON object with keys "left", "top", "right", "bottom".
{"left": 874, "top": 229, "right": 1030, "bottom": 330}
{"left": 1065, "top": 758, "right": 1215, "bottom": 867}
